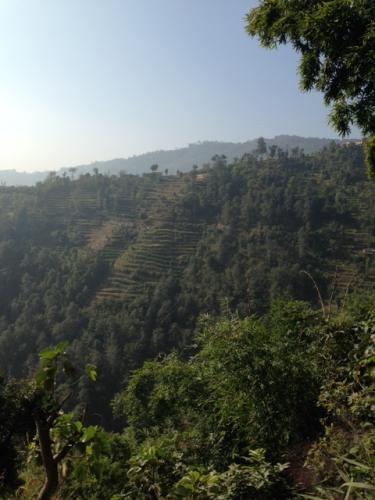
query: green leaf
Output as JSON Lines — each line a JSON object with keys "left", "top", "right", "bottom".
{"left": 176, "top": 482, "right": 193, "bottom": 493}
{"left": 35, "top": 369, "right": 48, "bottom": 386}
{"left": 81, "top": 425, "right": 97, "bottom": 443}
{"left": 74, "top": 421, "right": 83, "bottom": 433}
{"left": 85, "top": 363, "right": 97, "bottom": 382}
{"left": 342, "top": 482, "right": 375, "bottom": 491}
{"left": 299, "top": 495, "right": 325, "bottom": 500}
{"left": 340, "top": 457, "right": 370, "bottom": 471}
{"left": 39, "top": 347, "right": 59, "bottom": 363}
{"left": 39, "top": 342, "right": 68, "bottom": 363}
{"left": 56, "top": 341, "right": 69, "bottom": 352}
{"left": 85, "top": 443, "right": 94, "bottom": 457}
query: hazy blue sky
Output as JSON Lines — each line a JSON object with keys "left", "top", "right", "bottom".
{"left": 0, "top": 0, "right": 351, "bottom": 171}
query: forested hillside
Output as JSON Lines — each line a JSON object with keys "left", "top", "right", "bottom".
{"left": 0, "top": 143, "right": 374, "bottom": 417}
{"left": 0, "top": 143, "right": 374, "bottom": 498}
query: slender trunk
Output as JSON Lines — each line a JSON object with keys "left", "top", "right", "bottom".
{"left": 35, "top": 414, "right": 59, "bottom": 500}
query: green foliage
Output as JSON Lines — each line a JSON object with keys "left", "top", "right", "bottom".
{"left": 113, "top": 354, "right": 205, "bottom": 432}
{"left": 219, "top": 449, "right": 290, "bottom": 499}
{"left": 34, "top": 342, "right": 96, "bottom": 413}
{"left": 122, "top": 444, "right": 289, "bottom": 499}
{"left": 246, "top": 1, "right": 375, "bottom": 139}
{"left": 125, "top": 443, "right": 182, "bottom": 498}
{"left": 364, "top": 134, "right": 375, "bottom": 178}
{"left": 173, "top": 469, "right": 223, "bottom": 499}
{"left": 3, "top": 296, "right": 375, "bottom": 499}
{"left": 36, "top": 342, "right": 71, "bottom": 390}
{"left": 304, "top": 314, "right": 375, "bottom": 498}
{"left": 172, "top": 450, "right": 290, "bottom": 499}
{"left": 0, "top": 378, "right": 34, "bottom": 496}
{"left": 194, "top": 310, "right": 321, "bottom": 458}
{"left": 85, "top": 363, "right": 97, "bottom": 382}
{"left": 111, "top": 298, "right": 374, "bottom": 499}
{"left": 59, "top": 432, "right": 131, "bottom": 500}
{"left": 29, "top": 343, "right": 98, "bottom": 499}
{"left": 117, "top": 301, "right": 322, "bottom": 470}
{"left": 0, "top": 144, "right": 373, "bottom": 426}
{"left": 0, "top": 151, "right": 374, "bottom": 498}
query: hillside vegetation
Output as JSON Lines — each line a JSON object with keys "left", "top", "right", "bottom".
{"left": 0, "top": 143, "right": 374, "bottom": 407}
{"left": 0, "top": 143, "right": 374, "bottom": 498}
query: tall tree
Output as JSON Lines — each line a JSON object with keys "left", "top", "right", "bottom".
{"left": 255, "top": 136, "right": 267, "bottom": 158}
{"left": 32, "top": 343, "right": 97, "bottom": 500}
{"left": 246, "top": 0, "right": 375, "bottom": 176}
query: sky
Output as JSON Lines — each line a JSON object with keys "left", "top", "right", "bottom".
{"left": 0, "top": 0, "right": 353, "bottom": 172}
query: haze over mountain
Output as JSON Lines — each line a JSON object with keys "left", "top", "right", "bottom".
{"left": 0, "top": 135, "right": 343, "bottom": 186}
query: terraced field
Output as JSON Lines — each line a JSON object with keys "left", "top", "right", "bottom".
{"left": 327, "top": 183, "right": 375, "bottom": 293}
{"left": 26, "top": 167, "right": 374, "bottom": 304}
{"left": 29, "top": 175, "right": 198, "bottom": 303}
{"left": 94, "top": 176, "right": 204, "bottom": 303}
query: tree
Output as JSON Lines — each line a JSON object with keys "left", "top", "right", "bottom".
{"left": 246, "top": 1, "right": 375, "bottom": 176}
{"left": 269, "top": 144, "right": 277, "bottom": 159}
{"left": 32, "top": 342, "right": 97, "bottom": 500}
{"left": 68, "top": 167, "right": 77, "bottom": 179}
{"left": 255, "top": 136, "right": 267, "bottom": 158}
{"left": 46, "top": 171, "right": 57, "bottom": 183}
{"left": 150, "top": 164, "right": 159, "bottom": 173}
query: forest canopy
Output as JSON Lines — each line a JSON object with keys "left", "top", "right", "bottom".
{"left": 0, "top": 144, "right": 374, "bottom": 498}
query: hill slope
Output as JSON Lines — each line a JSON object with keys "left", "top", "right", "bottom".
{"left": 0, "top": 143, "right": 373, "bottom": 424}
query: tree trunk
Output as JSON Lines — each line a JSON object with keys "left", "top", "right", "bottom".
{"left": 35, "top": 415, "right": 59, "bottom": 500}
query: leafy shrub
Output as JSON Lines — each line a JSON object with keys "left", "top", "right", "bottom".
{"left": 304, "top": 315, "right": 375, "bottom": 498}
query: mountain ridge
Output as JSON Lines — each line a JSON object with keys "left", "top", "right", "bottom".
{"left": 0, "top": 135, "right": 345, "bottom": 186}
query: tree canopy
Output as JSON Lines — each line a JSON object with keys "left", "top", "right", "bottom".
{"left": 0, "top": 151, "right": 374, "bottom": 497}
{"left": 246, "top": 0, "right": 375, "bottom": 176}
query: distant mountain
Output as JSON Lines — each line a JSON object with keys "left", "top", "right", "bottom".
{"left": 0, "top": 135, "right": 343, "bottom": 186}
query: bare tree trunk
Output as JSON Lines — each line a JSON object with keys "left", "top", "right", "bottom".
{"left": 35, "top": 415, "right": 58, "bottom": 500}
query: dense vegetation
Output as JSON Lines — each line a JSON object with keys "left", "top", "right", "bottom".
{"left": 1, "top": 297, "right": 374, "bottom": 498}
{"left": 0, "top": 143, "right": 374, "bottom": 498}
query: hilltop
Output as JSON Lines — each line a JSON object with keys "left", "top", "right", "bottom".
{"left": 0, "top": 135, "right": 342, "bottom": 186}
